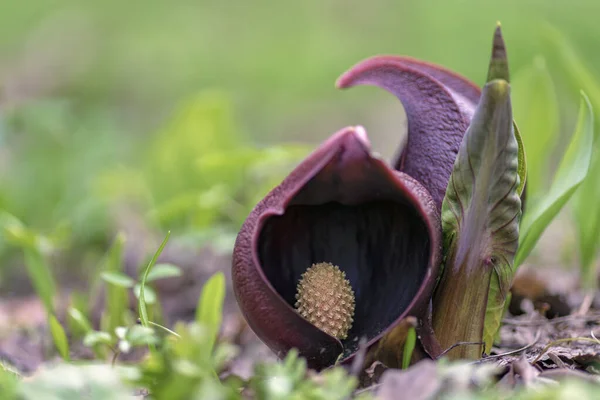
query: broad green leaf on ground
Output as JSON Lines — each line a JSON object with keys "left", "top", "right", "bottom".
{"left": 138, "top": 232, "right": 170, "bottom": 328}
{"left": 515, "top": 93, "right": 594, "bottom": 267}
{"left": 48, "top": 314, "right": 70, "bottom": 361}
{"left": 512, "top": 58, "right": 559, "bottom": 199}
{"left": 196, "top": 272, "right": 226, "bottom": 353}
{"left": 433, "top": 77, "right": 521, "bottom": 359}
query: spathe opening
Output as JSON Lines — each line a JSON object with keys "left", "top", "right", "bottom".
{"left": 258, "top": 198, "right": 430, "bottom": 356}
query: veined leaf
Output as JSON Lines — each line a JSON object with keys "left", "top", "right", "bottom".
{"left": 433, "top": 26, "right": 521, "bottom": 359}
{"left": 433, "top": 77, "right": 521, "bottom": 359}
{"left": 514, "top": 123, "right": 527, "bottom": 197}
{"left": 486, "top": 24, "right": 527, "bottom": 197}
{"left": 515, "top": 93, "right": 594, "bottom": 267}
{"left": 512, "top": 58, "right": 559, "bottom": 200}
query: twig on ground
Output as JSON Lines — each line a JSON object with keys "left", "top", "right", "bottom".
{"left": 532, "top": 337, "right": 600, "bottom": 364}
{"left": 575, "top": 293, "right": 594, "bottom": 316}
{"left": 477, "top": 329, "right": 542, "bottom": 362}
{"left": 436, "top": 341, "right": 485, "bottom": 359}
{"left": 502, "top": 313, "right": 600, "bottom": 327}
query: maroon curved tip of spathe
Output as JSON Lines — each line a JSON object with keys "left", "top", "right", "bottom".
{"left": 336, "top": 56, "right": 480, "bottom": 210}
{"left": 232, "top": 126, "right": 442, "bottom": 370}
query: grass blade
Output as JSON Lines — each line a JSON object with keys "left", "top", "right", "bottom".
{"left": 68, "top": 308, "right": 92, "bottom": 334}
{"left": 402, "top": 326, "right": 416, "bottom": 369}
{"left": 22, "top": 247, "right": 56, "bottom": 314}
{"left": 572, "top": 150, "right": 600, "bottom": 288}
{"left": 512, "top": 57, "right": 559, "bottom": 200}
{"left": 49, "top": 314, "right": 70, "bottom": 361}
{"left": 138, "top": 231, "right": 171, "bottom": 328}
{"left": 516, "top": 93, "right": 595, "bottom": 266}
{"left": 196, "top": 272, "right": 226, "bottom": 352}
{"left": 102, "top": 233, "right": 128, "bottom": 334}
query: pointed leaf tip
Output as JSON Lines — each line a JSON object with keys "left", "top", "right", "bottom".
{"left": 487, "top": 25, "right": 509, "bottom": 83}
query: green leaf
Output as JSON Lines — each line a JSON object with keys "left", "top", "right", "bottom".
{"left": 134, "top": 284, "right": 157, "bottom": 304}
{"left": 401, "top": 327, "right": 416, "bottom": 370}
{"left": 541, "top": 24, "right": 600, "bottom": 139}
{"left": 125, "top": 325, "right": 159, "bottom": 347}
{"left": 515, "top": 93, "right": 595, "bottom": 266}
{"left": 145, "top": 91, "right": 240, "bottom": 228}
{"left": 541, "top": 25, "right": 600, "bottom": 287}
{"left": 68, "top": 308, "right": 92, "bottom": 334}
{"left": 22, "top": 247, "right": 56, "bottom": 314}
{"left": 138, "top": 232, "right": 171, "bottom": 328}
{"left": 145, "top": 263, "right": 182, "bottom": 282}
{"left": 513, "top": 123, "right": 527, "bottom": 197}
{"left": 512, "top": 57, "right": 559, "bottom": 199}
{"left": 83, "top": 331, "right": 113, "bottom": 347}
{"left": 147, "top": 320, "right": 181, "bottom": 338}
{"left": 102, "top": 234, "right": 128, "bottom": 335}
{"left": 572, "top": 149, "right": 600, "bottom": 288}
{"left": 0, "top": 211, "right": 37, "bottom": 249}
{"left": 0, "top": 360, "right": 19, "bottom": 400}
{"left": 195, "top": 272, "right": 226, "bottom": 352}
{"left": 433, "top": 77, "right": 521, "bottom": 359}
{"left": 48, "top": 314, "right": 70, "bottom": 361}
{"left": 486, "top": 24, "right": 509, "bottom": 82}
{"left": 0, "top": 213, "right": 58, "bottom": 314}
{"left": 100, "top": 271, "right": 135, "bottom": 288}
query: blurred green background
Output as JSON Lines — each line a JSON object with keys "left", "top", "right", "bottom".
{"left": 0, "top": 0, "right": 597, "bottom": 290}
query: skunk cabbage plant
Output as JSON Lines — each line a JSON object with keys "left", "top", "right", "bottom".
{"left": 232, "top": 126, "right": 442, "bottom": 369}
{"left": 232, "top": 26, "right": 525, "bottom": 370}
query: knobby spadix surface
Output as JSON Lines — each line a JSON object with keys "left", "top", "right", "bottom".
{"left": 432, "top": 77, "right": 521, "bottom": 359}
